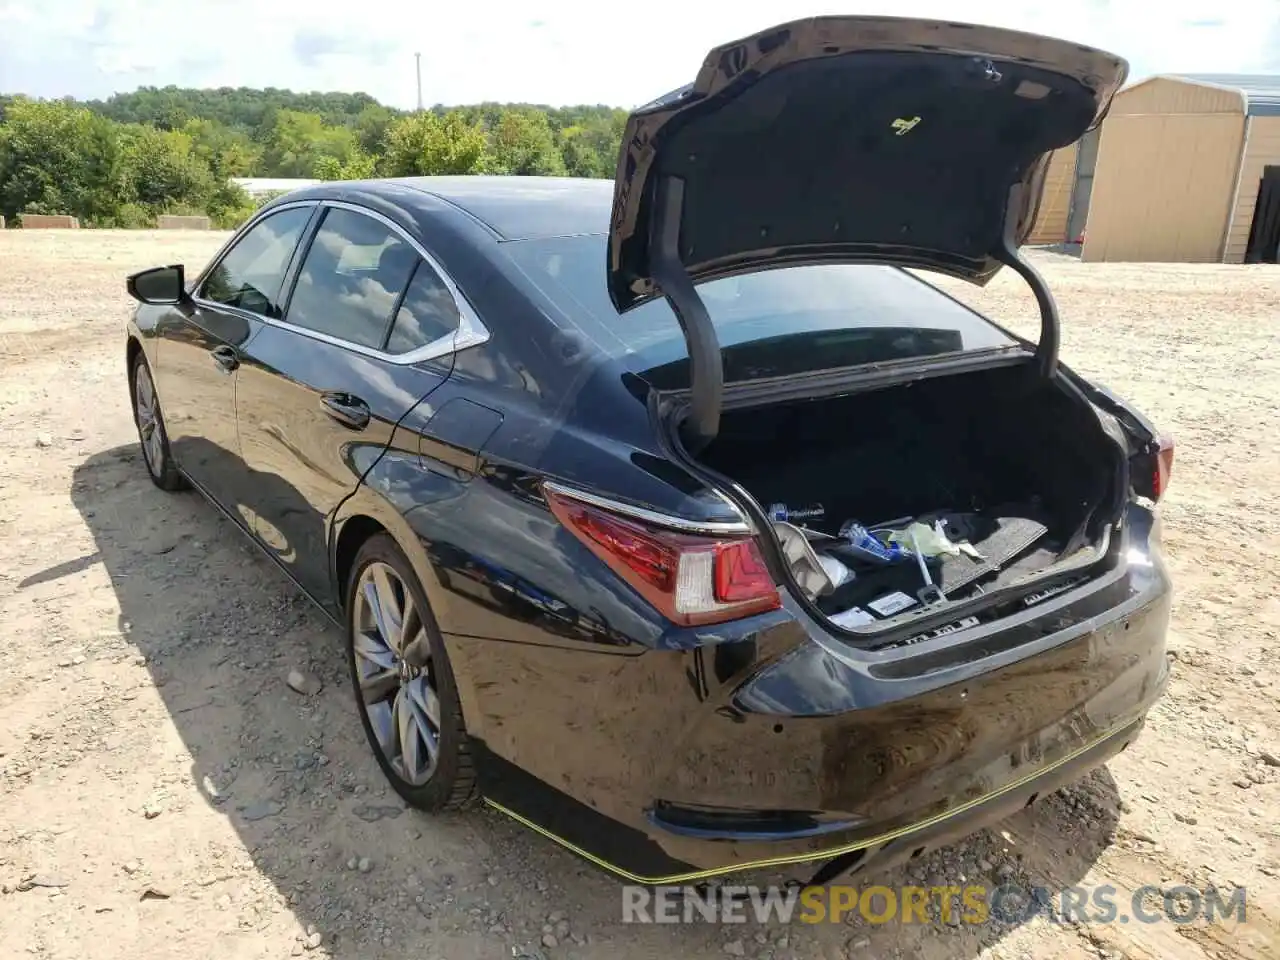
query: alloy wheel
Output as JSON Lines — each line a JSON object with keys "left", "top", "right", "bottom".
{"left": 134, "top": 362, "right": 165, "bottom": 475}
{"left": 352, "top": 561, "right": 442, "bottom": 786}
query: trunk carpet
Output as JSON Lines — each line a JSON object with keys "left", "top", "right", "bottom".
{"left": 934, "top": 515, "right": 1049, "bottom": 594}
{"left": 817, "top": 511, "right": 1050, "bottom": 617}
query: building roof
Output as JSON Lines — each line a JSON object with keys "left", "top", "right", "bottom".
{"left": 1162, "top": 73, "right": 1280, "bottom": 117}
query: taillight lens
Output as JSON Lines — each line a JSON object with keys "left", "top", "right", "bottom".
{"left": 1134, "top": 433, "right": 1175, "bottom": 502}
{"left": 544, "top": 488, "right": 780, "bottom": 626}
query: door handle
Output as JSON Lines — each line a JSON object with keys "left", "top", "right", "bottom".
{"left": 321, "top": 393, "right": 371, "bottom": 430}
{"left": 210, "top": 345, "right": 239, "bottom": 373}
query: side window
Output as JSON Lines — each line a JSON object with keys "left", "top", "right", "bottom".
{"left": 386, "top": 261, "right": 463, "bottom": 354}
{"left": 200, "top": 207, "right": 312, "bottom": 317}
{"left": 285, "top": 208, "right": 418, "bottom": 349}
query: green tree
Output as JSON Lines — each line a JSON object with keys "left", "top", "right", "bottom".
{"left": 562, "top": 109, "right": 626, "bottom": 177}
{"left": 205, "top": 180, "right": 259, "bottom": 229}
{"left": 382, "top": 110, "right": 489, "bottom": 176}
{"left": 89, "top": 85, "right": 382, "bottom": 135}
{"left": 0, "top": 97, "right": 126, "bottom": 223}
{"left": 181, "top": 117, "right": 261, "bottom": 178}
{"left": 488, "top": 108, "right": 566, "bottom": 176}
{"left": 120, "top": 125, "right": 215, "bottom": 213}
{"left": 354, "top": 104, "right": 397, "bottom": 156}
{"left": 314, "top": 150, "right": 378, "bottom": 181}
{"left": 260, "top": 109, "right": 363, "bottom": 177}
{"left": 2, "top": 86, "right": 639, "bottom": 229}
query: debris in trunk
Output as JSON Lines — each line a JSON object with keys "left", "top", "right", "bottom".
{"left": 868, "top": 591, "right": 918, "bottom": 617}
{"left": 694, "top": 363, "right": 1120, "bottom": 635}
{"left": 766, "top": 502, "right": 825, "bottom": 523}
{"left": 773, "top": 522, "right": 846, "bottom": 599}
{"left": 829, "top": 606, "right": 876, "bottom": 628}
{"left": 837, "top": 521, "right": 912, "bottom": 564}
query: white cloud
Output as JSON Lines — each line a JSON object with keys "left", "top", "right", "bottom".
{"left": 2, "top": 0, "right": 1278, "bottom": 107}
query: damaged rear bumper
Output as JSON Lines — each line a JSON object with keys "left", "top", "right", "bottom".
{"left": 464, "top": 503, "right": 1170, "bottom": 884}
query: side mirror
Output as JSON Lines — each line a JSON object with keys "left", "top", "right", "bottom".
{"left": 127, "top": 264, "right": 187, "bottom": 305}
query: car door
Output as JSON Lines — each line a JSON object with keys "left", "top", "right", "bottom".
{"left": 155, "top": 203, "right": 316, "bottom": 520}
{"left": 234, "top": 201, "right": 470, "bottom": 614}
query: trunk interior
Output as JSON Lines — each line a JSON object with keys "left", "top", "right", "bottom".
{"left": 691, "top": 361, "right": 1123, "bottom": 631}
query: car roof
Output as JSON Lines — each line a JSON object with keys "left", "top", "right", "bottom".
{"left": 333, "top": 176, "right": 615, "bottom": 241}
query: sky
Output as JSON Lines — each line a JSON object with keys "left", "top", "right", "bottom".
{"left": 1, "top": 0, "right": 1278, "bottom": 109}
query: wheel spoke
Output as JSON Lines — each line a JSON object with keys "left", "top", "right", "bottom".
{"left": 366, "top": 700, "right": 396, "bottom": 757}
{"left": 353, "top": 630, "right": 398, "bottom": 704}
{"left": 361, "top": 578, "right": 394, "bottom": 650}
{"left": 393, "top": 683, "right": 436, "bottom": 784}
{"left": 399, "top": 575, "right": 432, "bottom": 659}
{"left": 398, "top": 590, "right": 419, "bottom": 658}
{"left": 136, "top": 369, "right": 153, "bottom": 410}
{"left": 147, "top": 430, "right": 164, "bottom": 469}
{"left": 393, "top": 688, "right": 418, "bottom": 779}
{"left": 371, "top": 566, "right": 404, "bottom": 652}
{"left": 410, "top": 677, "right": 443, "bottom": 732}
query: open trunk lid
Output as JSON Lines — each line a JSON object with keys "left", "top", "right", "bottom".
{"left": 607, "top": 17, "right": 1126, "bottom": 304}
{"left": 606, "top": 16, "right": 1127, "bottom": 449}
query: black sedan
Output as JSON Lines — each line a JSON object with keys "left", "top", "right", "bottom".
{"left": 124, "top": 17, "right": 1172, "bottom": 885}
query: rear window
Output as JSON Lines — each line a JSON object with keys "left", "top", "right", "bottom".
{"left": 503, "top": 234, "right": 1014, "bottom": 383}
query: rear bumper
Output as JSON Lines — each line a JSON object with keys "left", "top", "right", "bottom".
{"left": 805, "top": 717, "right": 1145, "bottom": 885}
{"left": 459, "top": 503, "right": 1171, "bottom": 883}
{"left": 486, "top": 717, "right": 1145, "bottom": 885}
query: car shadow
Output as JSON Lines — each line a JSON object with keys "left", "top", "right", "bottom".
{"left": 55, "top": 442, "right": 1121, "bottom": 959}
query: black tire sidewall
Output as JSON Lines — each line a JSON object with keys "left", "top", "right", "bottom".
{"left": 345, "top": 533, "right": 470, "bottom": 811}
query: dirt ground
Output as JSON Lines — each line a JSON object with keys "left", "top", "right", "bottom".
{"left": 1, "top": 229, "right": 1278, "bottom": 960}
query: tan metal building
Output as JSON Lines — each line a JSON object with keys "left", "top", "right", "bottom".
{"left": 1079, "top": 74, "right": 1280, "bottom": 263}
{"left": 1026, "top": 128, "right": 1101, "bottom": 246}
{"left": 1026, "top": 147, "right": 1077, "bottom": 245}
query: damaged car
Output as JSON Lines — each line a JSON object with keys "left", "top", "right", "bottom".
{"left": 124, "top": 16, "right": 1172, "bottom": 885}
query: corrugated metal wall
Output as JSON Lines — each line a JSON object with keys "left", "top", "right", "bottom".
{"left": 1026, "top": 146, "right": 1077, "bottom": 244}
{"left": 1223, "top": 116, "right": 1280, "bottom": 262}
{"left": 1109, "top": 77, "right": 1243, "bottom": 116}
{"left": 1081, "top": 112, "right": 1245, "bottom": 262}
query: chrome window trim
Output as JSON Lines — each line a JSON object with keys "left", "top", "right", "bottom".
{"left": 542, "top": 481, "right": 753, "bottom": 536}
{"left": 192, "top": 197, "right": 490, "bottom": 367}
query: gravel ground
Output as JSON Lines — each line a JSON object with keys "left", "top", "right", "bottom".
{"left": 1, "top": 230, "right": 1278, "bottom": 960}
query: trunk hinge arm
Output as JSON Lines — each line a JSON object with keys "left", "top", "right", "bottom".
{"left": 649, "top": 175, "right": 722, "bottom": 454}
{"left": 995, "top": 182, "right": 1060, "bottom": 379}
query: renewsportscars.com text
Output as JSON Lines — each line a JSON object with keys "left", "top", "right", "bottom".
{"left": 622, "top": 883, "right": 1247, "bottom": 926}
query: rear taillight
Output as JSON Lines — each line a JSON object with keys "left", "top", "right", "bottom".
{"left": 544, "top": 487, "right": 780, "bottom": 626}
{"left": 1134, "top": 433, "right": 1175, "bottom": 502}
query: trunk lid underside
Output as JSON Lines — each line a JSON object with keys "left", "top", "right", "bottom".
{"left": 607, "top": 17, "right": 1127, "bottom": 311}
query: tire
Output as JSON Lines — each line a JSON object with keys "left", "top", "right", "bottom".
{"left": 130, "top": 352, "right": 188, "bottom": 492}
{"left": 345, "top": 533, "right": 476, "bottom": 811}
